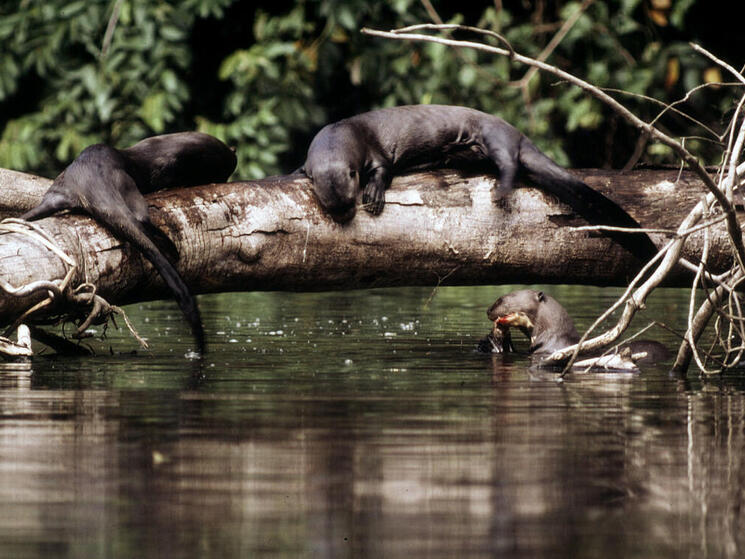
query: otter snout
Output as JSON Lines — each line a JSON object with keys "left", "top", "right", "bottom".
{"left": 329, "top": 205, "right": 357, "bottom": 224}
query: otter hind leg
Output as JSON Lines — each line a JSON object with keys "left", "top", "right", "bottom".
{"left": 118, "top": 176, "right": 180, "bottom": 263}
{"left": 89, "top": 170, "right": 205, "bottom": 352}
{"left": 481, "top": 131, "right": 521, "bottom": 203}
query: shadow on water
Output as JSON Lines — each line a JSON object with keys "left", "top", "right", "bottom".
{"left": 1, "top": 286, "right": 745, "bottom": 558}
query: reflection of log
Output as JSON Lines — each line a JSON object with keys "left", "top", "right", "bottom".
{"left": 0, "top": 166, "right": 731, "bottom": 325}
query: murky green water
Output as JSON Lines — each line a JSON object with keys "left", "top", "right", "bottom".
{"left": 1, "top": 286, "right": 744, "bottom": 558}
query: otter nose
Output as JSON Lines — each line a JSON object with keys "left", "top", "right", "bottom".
{"left": 329, "top": 206, "right": 357, "bottom": 224}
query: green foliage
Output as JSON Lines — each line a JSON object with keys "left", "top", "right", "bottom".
{"left": 213, "top": 6, "right": 322, "bottom": 178}
{"left": 1, "top": 0, "right": 197, "bottom": 173}
{"left": 0, "top": 0, "right": 733, "bottom": 178}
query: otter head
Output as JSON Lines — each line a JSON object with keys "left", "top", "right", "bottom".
{"left": 306, "top": 162, "right": 360, "bottom": 223}
{"left": 487, "top": 289, "right": 543, "bottom": 333}
{"left": 487, "top": 289, "right": 579, "bottom": 354}
{"left": 304, "top": 125, "right": 364, "bottom": 224}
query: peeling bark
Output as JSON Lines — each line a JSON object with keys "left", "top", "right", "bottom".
{"left": 0, "top": 166, "right": 731, "bottom": 326}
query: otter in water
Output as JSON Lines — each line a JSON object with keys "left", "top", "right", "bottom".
{"left": 300, "top": 104, "right": 657, "bottom": 262}
{"left": 21, "top": 132, "right": 237, "bottom": 354}
{"left": 480, "top": 289, "right": 670, "bottom": 367}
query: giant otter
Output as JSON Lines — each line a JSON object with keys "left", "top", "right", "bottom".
{"left": 300, "top": 104, "right": 657, "bottom": 262}
{"left": 480, "top": 289, "right": 670, "bottom": 367}
{"left": 21, "top": 132, "right": 237, "bottom": 354}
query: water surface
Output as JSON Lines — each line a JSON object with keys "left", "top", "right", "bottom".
{"left": 1, "top": 286, "right": 744, "bottom": 558}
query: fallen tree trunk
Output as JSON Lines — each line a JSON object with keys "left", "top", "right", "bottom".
{"left": 0, "top": 166, "right": 730, "bottom": 326}
{"left": 0, "top": 168, "right": 50, "bottom": 217}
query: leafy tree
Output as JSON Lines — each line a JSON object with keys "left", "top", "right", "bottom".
{"left": 0, "top": 0, "right": 733, "bottom": 179}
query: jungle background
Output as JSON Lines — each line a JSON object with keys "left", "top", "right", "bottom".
{"left": 0, "top": 0, "right": 742, "bottom": 181}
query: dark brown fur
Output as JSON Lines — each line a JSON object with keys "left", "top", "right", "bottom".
{"left": 302, "top": 105, "right": 656, "bottom": 261}
{"left": 481, "top": 289, "right": 670, "bottom": 364}
{"left": 21, "top": 132, "right": 237, "bottom": 354}
{"left": 487, "top": 289, "right": 578, "bottom": 354}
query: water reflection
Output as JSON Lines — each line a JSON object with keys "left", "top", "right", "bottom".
{"left": 1, "top": 287, "right": 744, "bottom": 558}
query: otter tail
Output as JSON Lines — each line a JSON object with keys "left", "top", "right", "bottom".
{"left": 518, "top": 139, "right": 657, "bottom": 262}
{"left": 96, "top": 211, "right": 206, "bottom": 355}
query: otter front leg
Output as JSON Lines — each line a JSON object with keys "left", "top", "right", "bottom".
{"left": 482, "top": 126, "right": 521, "bottom": 203}
{"left": 362, "top": 166, "right": 391, "bottom": 215}
{"left": 492, "top": 161, "right": 518, "bottom": 204}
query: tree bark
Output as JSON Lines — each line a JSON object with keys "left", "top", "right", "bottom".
{"left": 0, "top": 166, "right": 730, "bottom": 326}
{"left": 0, "top": 168, "right": 50, "bottom": 218}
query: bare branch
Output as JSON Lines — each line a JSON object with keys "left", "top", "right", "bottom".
{"left": 511, "top": 0, "right": 595, "bottom": 88}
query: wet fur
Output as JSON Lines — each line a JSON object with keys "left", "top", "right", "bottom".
{"left": 21, "top": 132, "right": 237, "bottom": 354}
{"left": 302, "top": 105, "right": 656, "bottom": 261}
{"left": 487, "top": 289, "right": 578, "bottom": 354}
{"left": 483, "top": 289, "right": 670, "bottom": 363}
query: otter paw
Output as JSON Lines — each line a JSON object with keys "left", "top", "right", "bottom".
{"left": 492, "top": 190, "right": 512, "bottom": 211}
{"left": 491, "top": 185, "right": 505, "bottom": 201}
{"left": 477, "top": 333, "right": 504, "bottom": 353}
{"left": 364, "top": 200, "right": 385, "bottom": 215}
{"left": 363, "top": 185, "right": 385, "bottom": 215}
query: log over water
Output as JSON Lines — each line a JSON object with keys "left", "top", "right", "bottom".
{"left": 0, "top": 166, "right": 731, "bottom": 326}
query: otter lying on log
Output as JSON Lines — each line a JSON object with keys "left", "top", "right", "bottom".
{"left": 478, "top": 289, "right": 670, "bottom": 370}
{"left": 301, "top": 104, "right": 657, "bottom": 262}
{"left": 20, "top": 132, "right": 237, "bottom": 354}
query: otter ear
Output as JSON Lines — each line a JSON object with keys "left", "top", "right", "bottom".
{"left": 537, "top": 291, "right": 546, "bottom": 302}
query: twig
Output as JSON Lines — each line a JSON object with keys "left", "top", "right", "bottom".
{"left": 511, "top": 0, "right": 595, "bottom": 89}
{"left": 423, "top": 266, "right": 459, "bottom": 309}
{"left": 101, "top": 0, "right": 123, "bottom": 59}
{"left": 419, "top": 0, "right": 443, "bottom": 25}
{"left": 690, "top": 43, "right": 745, "bottom": 86}
{"left": 393, "top": 23, "right": 514, "bottom": 58}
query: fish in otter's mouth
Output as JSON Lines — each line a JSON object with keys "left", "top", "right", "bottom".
{"left": 493, "top": 311, "right": 534, "bottom": 331}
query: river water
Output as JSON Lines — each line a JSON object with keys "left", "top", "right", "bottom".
{"left": 1, "top": 285, "right": 744, "bottom": 558}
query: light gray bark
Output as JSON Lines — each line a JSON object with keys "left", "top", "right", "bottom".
{"left": 0, "top": 168, "right": 50, "bottom": 218}
{"left": 0, "top": 166, "right": 729, "bottom": 326}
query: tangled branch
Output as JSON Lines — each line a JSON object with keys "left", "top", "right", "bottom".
{"left": 0, "top": 218, "right": 148, "bottom": 354}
